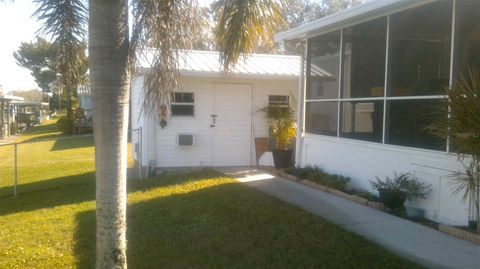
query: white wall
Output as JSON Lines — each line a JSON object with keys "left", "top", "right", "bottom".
{"left": 130, "top": 76, "right": 157, "bottom": 166}
{"left": 299, "top": 134, "right": 469, "bottom": 226}
{"left": 131, "top": 75, "right": 298, "bottom": 168}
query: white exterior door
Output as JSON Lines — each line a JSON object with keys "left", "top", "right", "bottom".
{"left": 212, "top": 83, "right": 252, "bottom": 166}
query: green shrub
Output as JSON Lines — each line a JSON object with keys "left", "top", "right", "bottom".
{"left": 370, "top": 172, "right": 431, "bottom": 201}
{"left": 56, "top": 115, "right": 75, "bottom": 134}
{"left": 285, "top": 166, "right": 350, "bottom": 192}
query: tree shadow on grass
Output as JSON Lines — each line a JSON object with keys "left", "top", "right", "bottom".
{"left": 0, "top": 172, "right": 96, "bottom": 216}
{"left": 73, "top": 179, "right": 422, "bottom": 269}
{"left": 19, "top": 134, "right": 94, "bottom": 151}
{"left": 51, "top": 135, "right": 94, "bottom": 151}
{"left": 22, "top": 122, "right": 58, "bottom": 136}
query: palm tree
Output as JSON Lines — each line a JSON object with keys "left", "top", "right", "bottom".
{"left": 430, "top": 69, "right": 480, "bottom": 233}
{"left": 23, "top": 0, "right": 284, "bottom": 267}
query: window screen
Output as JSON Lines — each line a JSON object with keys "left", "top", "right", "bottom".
{"left": 171, "top": 92, "right": 194, "bottom": 116}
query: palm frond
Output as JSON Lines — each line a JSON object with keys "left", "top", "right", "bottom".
{"left": 33, "top": 0, "right": 87, "bottom": 43}
{"left": 131, "top": 0, "right": 197, "bottom": 118}
{"left": 430, "top": 68, "right": 480, "bottom": 159}
{"left": 213, "top": 0, "right": 284, "bottom": 71}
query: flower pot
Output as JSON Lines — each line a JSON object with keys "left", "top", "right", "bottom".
{"left": 405, "top": 206, "right": 425, "bottom": 221}
{"left": 378, "top": 189, "right": 406, "bottom": 209}
{"left": 272, "top": 149, "right": 292, "bottom": 169}
{"left": 468, "top": 220, "right": 478, "bottom": 230}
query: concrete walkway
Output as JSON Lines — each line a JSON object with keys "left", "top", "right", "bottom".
{"left": 216, "top": 167, "right": 480, "bottom": 269}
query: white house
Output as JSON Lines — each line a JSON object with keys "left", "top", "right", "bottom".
{"left": 131, "top": 51, "right": 305, "bottom": 169}
{"left": 276, "top": 0, "right": 479, "bottom": 226}
{"left": 0, "top": 94, "right": 24, "bottom": 139}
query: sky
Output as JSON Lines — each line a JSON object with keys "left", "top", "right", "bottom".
{"left": 0, "top": 1, "right": 39, "bottom": 92}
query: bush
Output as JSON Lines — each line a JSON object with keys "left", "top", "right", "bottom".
{"left": 285, "top": 166, "right": 350, "bottom": 192}
{"left": 370, "top": 172, "right": 431, "bottom": 201}
{"left": 57, "top": 115, "right": 75, "bottom": 134}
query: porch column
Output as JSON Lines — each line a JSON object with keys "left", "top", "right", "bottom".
{"left": 6, "top": 101, "right": 10, "bottom": 136}
{"left": 295, "top": 43, "right": 307, "bottom": 167}
{"left": 0, "top": 100, "right": 4, "bottom": 139}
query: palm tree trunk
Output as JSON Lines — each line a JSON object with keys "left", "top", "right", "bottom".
{"left": 89, "top": 0, "right": 130, "bottom": 268}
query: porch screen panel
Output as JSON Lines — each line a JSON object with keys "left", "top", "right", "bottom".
{"left": 340, "top": 101, "right": 383, "bottom": 143}
{"left": 453, "top": 0, "right": 480, "bottom": 80}
{"left": 307, "top": 31, "right": 341, "bottom": 100}
{"left": 386, "top": 99, "right": 447, "bottom": 151}
{"left": 342, "top": 17, "right": 387, "bottom": 98}
{"left": 305, "top": 101, "right": 338, "bottom": 136}
{"left": 388, "top": 0, "right": 452, "bottom": 97}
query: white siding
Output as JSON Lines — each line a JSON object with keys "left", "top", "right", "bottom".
{"left": 299, "top": 134, "right": 469, "bottom": 226}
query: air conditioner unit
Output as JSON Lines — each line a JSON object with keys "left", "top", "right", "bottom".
{"left": 177, "top": 133, "right": 194, "bottom": 147}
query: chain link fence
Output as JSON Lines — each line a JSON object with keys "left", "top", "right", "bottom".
{"left": 0, "top": 129, "right": 142, "bottom": 198}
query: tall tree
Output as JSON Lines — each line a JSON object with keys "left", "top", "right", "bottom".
{"left": 13, "top": 37, "right": 88, "bottom": 110}
{"left": 21, "top": 0, "right": 283, "bottom": 267}
{"left": 190, "top": 6, "right": 216, "bottom": 50}
{"left": 13, "top": 37, "right": 57, "bottom": 94}
{"left": 34, "top": 0, "right": 88, "bottom": 121}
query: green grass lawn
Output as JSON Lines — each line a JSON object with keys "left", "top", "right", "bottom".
{"left": 0, "top": 122, "right": 423, "bottom": 268}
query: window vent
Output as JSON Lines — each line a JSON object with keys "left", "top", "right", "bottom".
{"left": 268, "top": 95, "right": 290, "bottom": 107}
{"left": 177, "top": 134, "right": 194, "bottom": 147}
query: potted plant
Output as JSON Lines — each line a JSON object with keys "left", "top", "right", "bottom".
{"left": 371, "top": 172, "right": 431, "bottom": 218}
{"left": 262, "top": 105, "right": 296, "bottom": 168}
{"left": 429, "top": 68, "right": 480, "bottom": 232}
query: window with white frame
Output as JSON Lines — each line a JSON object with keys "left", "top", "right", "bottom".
{"left": 171, "top": 92, "right": 194, "bottom": 116}
{"left": 304, "top": 0, "right": 479, "bottom": 152}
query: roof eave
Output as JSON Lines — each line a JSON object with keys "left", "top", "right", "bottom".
{"left": 275, "top": 0, "right": 437, "bottom": 42}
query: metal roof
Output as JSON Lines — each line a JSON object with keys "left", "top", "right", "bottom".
{"left": 11, "top": 101, "right": 49, "bottom": 107}
{"left": 0, "top": 95, "right": 24, "bottom": 101}
{"left": 275, "top": 0, "right": 437, "bottom": 42}
{"left": 138, "top": 50, "right": 330, "bottom": 79}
